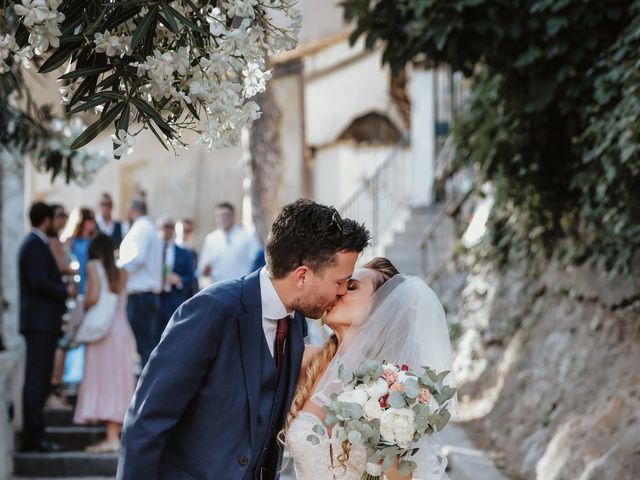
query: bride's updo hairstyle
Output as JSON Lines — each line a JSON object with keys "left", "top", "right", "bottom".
{"left": 279, "top": 257, "right": 399, "bottom": 447}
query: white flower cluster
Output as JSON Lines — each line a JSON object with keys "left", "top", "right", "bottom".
{"left": 5, "top": 0, "right": 301, "bottom": 153}
{"left": 12, "top": 0, "right": 65, "bottom": 55}
{"left": 93, "top": 31, "right": 132, "bottom": 58}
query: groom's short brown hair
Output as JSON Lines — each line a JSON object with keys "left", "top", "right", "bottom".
{"left": 266, "top": 198, "right": 370, "bottom": 278}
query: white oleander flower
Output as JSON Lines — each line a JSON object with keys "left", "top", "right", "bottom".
{"left": 366, "top": 378, "right": 390, "bottom": 400}
{"left": 242, "top": 62, "right": 271, "bottom": 98}
{"left": 110, "top": 130, "right": 136, "bottom": 157}
{"left": 13, "top": 0, "right": 51, "bottom": 27}
{"left": 379, "top": 408, "right": 416, "bottom": 449}
{"left": 221, "top": 0, "right": 259, "bottom": 19}
{"left": 58, "top": 82, "right": 79, "bottom": 105}
{"left": 29, "top": 17, "right": 63, "bottom": 54}
{"left": 0, "top": 34, "right": 19, "bottom": 73}
{"left": 15, "top": 45, "right": 34, "bottom": 68}
{"left": 94, "top": 31, "right": 132, "bottom": 57}
{"left": 363, "top": 398, "right": 383, "bottom": 420}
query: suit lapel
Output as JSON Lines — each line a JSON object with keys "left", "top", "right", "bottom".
{"left": 237, "top": 270, "right": 263, "bottom": 450}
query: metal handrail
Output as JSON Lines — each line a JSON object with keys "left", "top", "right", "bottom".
{"left": 339, "top": 136, "right": 411, "bottom": 245}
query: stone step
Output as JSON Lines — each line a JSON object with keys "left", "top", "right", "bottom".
{"left": 12, "top": 477, "right": 113, "bottom": 480}
{"left": 14, "top": 452, "right": 117, "bottom": 477}
{"left": 16, "top": 426, "right": 105, "bottom": 452}
{"left": 44, "top": 409, "right": 75, "bottom": 428}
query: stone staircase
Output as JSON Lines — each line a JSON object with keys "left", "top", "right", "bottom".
{"left": 12, "top": 407, "right": 116, "bottom": 479}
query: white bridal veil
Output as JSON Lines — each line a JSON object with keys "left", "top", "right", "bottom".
{"left": 311, "top": 274, "right": 456, "bottom": 480}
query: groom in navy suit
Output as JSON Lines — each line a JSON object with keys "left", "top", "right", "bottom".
{"left": 118, "top": 199, "right": 370, "bottom": 480}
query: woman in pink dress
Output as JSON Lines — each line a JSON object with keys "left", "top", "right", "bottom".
{"left": 74, "top": 233, "right": 136, "bottom": 452}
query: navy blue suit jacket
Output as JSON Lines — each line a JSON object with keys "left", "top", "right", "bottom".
{"left": 160, "top": 244, "right": 196, "bottom": 320}
{"left": 19, "top": 232, "right": 67, "bottom": 334}
{"left": 117, "top": 270, "right": 305, "bottom": 480}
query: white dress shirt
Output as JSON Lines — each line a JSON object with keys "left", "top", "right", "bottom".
{"left": 96, "top": 214, "right": 128, "bottom": 237}
{"left": 198, "top": 225, "right": 260, "bottom": 284}
{"left": 117, "top": 215, "right": 163, "bottom": 294}
{"left": 259, "top": 267, "right": 293, "bottom": 357}
{"left": 32, "top": 228, "right": 49, "bottom": 245}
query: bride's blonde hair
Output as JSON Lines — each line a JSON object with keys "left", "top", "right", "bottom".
{"left": 278, "top": 257, "right": 398, "bottom": 467}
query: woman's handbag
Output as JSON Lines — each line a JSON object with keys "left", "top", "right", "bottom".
{"left": 74, "top": 261, "right": 117, "bottom": 343}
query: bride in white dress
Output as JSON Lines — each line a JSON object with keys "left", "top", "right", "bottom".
{"left": 281, "top": 257, "right": 454, "bottom": 480}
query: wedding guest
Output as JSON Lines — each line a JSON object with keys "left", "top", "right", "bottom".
{"left": 96, "top": 192, "right": 127, "bottom": 249}
{"left": 175, "top": 218, "right": 198, "bottom": 298}
{"left": 197, "top": 202, "right": 260, "bottom": 285}
{"left": 19, "top": 202, "right": 75, "bottom": 452}
{"left": 61, "top": 207, "right": 97, "bottom": 295}
{"left": 117, "top": 198, "right": 163, "bottom": 368}
{"left": 47, "top": 204, "right": 75, "bottom": 406}
{"left": 157, "top": 217, "right": 196, "bottom": 336}
{"left": 74, "top": 234, "right": 135, "bottom": 453}
{"left": 48, "top": 204, "right": 74, "bottom": 276}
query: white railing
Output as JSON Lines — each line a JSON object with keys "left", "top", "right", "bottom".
{"left": 339, "top": 137, "right": 411, "bottom": 246}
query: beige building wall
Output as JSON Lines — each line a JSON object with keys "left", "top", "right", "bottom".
{"left": 26, "top": 128, "right": 245, "bottom": 248}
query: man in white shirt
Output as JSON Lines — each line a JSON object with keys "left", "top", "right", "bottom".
{"left": 117, "top": 198, "right": 163, "bottom": 367}
{"left": 198, "top": 202, "right": 260, "bottom": 285}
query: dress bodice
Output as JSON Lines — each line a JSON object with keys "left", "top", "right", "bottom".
{"left": 287, "top": 411, "right": 368, "bottom": 480}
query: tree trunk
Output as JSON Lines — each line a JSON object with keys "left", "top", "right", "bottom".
{"left": 246, "top": 82, "right": 283, "bottom": 244}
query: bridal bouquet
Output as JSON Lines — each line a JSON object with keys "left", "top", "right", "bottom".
{"left": 307, "top": 360, "right": 456, "bottom": 480}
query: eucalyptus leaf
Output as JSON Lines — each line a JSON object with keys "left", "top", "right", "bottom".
{"left": 306, "top": 434, "right": 319, "bottom": 446}
{"left": 388, "top": 391, "right": 406, "bottom": 409}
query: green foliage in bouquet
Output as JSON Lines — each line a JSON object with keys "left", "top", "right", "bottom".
{"left": 307, "top": 361, "right": 456, "bottom": 479}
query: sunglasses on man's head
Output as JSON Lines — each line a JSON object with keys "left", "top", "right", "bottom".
{"left": 298, "top": 207, "right": 344, "bottom": 266}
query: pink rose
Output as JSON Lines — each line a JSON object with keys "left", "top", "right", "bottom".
{"left": 418, "top": 388, "right": 431, "bottom": 404}
{"left": 390, "top": 382, "right": 404, "bottom": 393}
{"left": 382, "top": 369, "right": 398, "bottom": 386}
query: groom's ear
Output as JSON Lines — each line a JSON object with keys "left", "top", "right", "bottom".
{"left": 292, "top": 265, "right": 310, "bottom": 287}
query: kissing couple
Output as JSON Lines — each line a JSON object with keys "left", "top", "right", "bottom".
{"left": 117, "top": 198, "right": 454, "bottom": 480}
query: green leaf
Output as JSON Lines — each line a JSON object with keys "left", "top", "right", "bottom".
{"left": 132, "top": 5, "right": 158, "bottom": 50}
{"left": 514, "top": 47, "right": 541, "bottom": 68}
{"left": 59, "top": 65, "right": 114, "bottom": 80}
{"left": 161, "top": 3, "right": 180, "bottom": 33}
{"left": 306, "top": 434, "right": 320, "bottom": 446}
{"left": 338, "top": 364, "right": 354, "bottom": 384}
{"left": 67, "top": 95, "right": 109, "bottom": 115}
{"left": 70, "top": 103, "right": 125, "bottom": 150}
{"left": 397, "top": 460, "right": 417, "bottom": 476}
{"left": 403, "top": 378, "right": 419, "bottom": 399}
{"left": 39, "top": 43, "right": 81, "bottom": 73}
{"left": 167, "top": 5, "right": 206, "bottom": 34}
{"left": 388, "top": 390, "right": 406, "bottom": 408}
{"left": 312, "top": 424, "right": 325, "bottom": 436}
{"left": 130, "top": 97, "right": 175, "bottom": 135}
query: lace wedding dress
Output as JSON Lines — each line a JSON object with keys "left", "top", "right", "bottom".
{"left": 287, "top": 411, "right": 368, "bottom": 480}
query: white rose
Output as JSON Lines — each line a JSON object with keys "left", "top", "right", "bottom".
{"left": 382, "top": 363, "right": 399, "bottom": 373}
{"left": 397, "top": 371, "right": 409, "bottom": 383}
{"left": 366, "top": 378, "right": 389, "bottom": 400}
{"left": 337, "top": 387, "right": 368, "bottom": 407}
{"left": 363, "top": 399, "right": 383, "bottom": 420}
{"left": 379, "top": 408, "right": 416, "bottom": 449}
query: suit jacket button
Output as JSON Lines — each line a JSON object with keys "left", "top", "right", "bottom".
{"left": 239, "top": 456, "right": 249, "bottom": 466}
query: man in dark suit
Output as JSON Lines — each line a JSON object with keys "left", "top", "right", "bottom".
{"left": 157, "top": 217, "right": 196, "bottom": 336}
{"left": 117, "top": 199, "right": 370, "bottom": 480}
{"left": 19, "top": 202, "right": 74, "bottom": 452}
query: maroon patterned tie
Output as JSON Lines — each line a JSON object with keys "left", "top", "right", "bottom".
{"left": 274, "top": 316, "right": 290, "bottom": 368}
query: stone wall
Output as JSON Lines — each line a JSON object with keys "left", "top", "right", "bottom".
{"left": 453, "top": 257, "right": 640, "bottom": 480}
